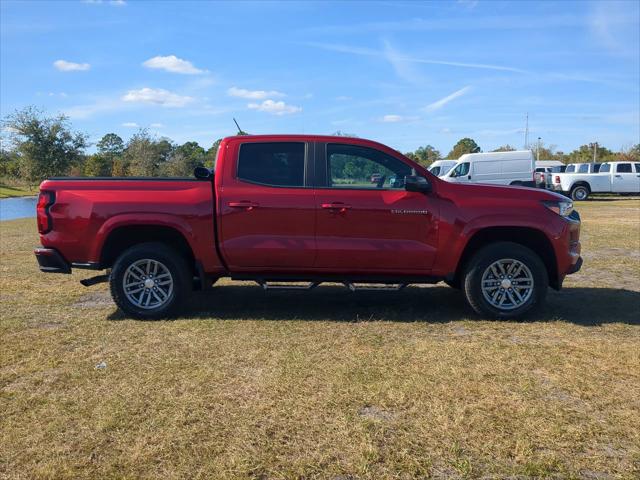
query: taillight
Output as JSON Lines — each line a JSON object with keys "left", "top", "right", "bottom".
{"left": 555, "top": 176, "right": 561, "bottom": 183}
{"left": 37, "top": 190, "right": 55, "bottom": 234}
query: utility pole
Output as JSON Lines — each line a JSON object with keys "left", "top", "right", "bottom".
{"left": 537, "top": 137, "right": 541, "bottom": 162}
{"left": 593, "top": 142, "right": 598, "bottom": 163}
{"left": 524, "top": 112, "right": 529, "bottom": 149}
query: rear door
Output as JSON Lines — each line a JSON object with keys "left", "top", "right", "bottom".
{"left": 313, "top": 142, "right": 438, "bottom": 273}
{"left": 218, "top": 141, "right": 316, "bottom": 269}
{"left": 612, "top": 163, "right": 639, "bottom": 193}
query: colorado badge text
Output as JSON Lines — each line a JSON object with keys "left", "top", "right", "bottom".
{"left": 390, "top": 209, "right": 429, "bottom": 215}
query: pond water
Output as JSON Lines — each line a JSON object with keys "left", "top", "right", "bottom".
{"left": 0, "top": 196, "right": 37, "bottom": 221}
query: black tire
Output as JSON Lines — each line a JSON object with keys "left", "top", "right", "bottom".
{"left": 570, "top": 185, "right": 589, "bottom": 201}
{"left": 110, "top": 242, "right": 191, "bottom": 320}
{"left": 463, "top": 242, "right": 548, "bottom": 319}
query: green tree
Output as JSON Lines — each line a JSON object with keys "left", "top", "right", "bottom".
{"left": 411, "top": 145, "right": 441, "bottom": 166}
{"left": 2, "top": 106, "right": 87, "bottom": 182}
{"left": 83, "top": 154, "right": 112, "bottom": 176}
{"left": 92, "top": 133, "right": 124, "bottom": 176}
{"left": 492, "top": 145, "right": 516, "bottom": 152}
{"left": 123, "top": 130, "right": 173, "bottom": 177}
{"left": 567, "top": 143, "right": 614, "bottom": 164}
{"left": 447, "top": 138, "right": 480, "bottom": 159}
{"left": 162, "top": 141, "right": 206, "bottom": 176}
{"left": 617, "top": 144, "right": 640, "bottom": 162}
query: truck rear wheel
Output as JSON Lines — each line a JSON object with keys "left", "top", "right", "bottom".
{"left": 570, "top": 185, "right": 589, "bottom": 201}
{"left": 110, "top": 242, "right": 191, "bottom": 320}
{"left": 463, "top": 242, "right": 548, "bottom": 319}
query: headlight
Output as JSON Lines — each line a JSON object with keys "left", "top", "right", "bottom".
{"left": 542, "top": 200, "right": 574, "bottom": 217}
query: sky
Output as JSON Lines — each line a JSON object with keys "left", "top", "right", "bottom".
{"left": 1, "top": 0, "right": 639, "bottom": 155}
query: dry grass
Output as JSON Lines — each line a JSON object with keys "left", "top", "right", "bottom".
{"left": 1, "top": 199, "right": 639, "bottom": 479}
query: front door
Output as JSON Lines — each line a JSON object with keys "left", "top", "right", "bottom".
{"left": 314, "top": 142, "right": 438, "bottom": 273}
{"left": 219, "top": 141, "right": 316, "bottom": 269}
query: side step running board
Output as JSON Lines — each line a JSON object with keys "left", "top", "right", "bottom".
{"left": 256, "top": 281, "right": 320, "bottom": 291}
{"left": 343, "top": 282, "right": 407, "bottom": 292}
{"left": 254, "top": 280, "right": 407, "bottom": 292}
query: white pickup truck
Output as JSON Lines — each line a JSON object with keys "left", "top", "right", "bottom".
{"left": 551, "top": 161, "right": 640, "bottom": 200}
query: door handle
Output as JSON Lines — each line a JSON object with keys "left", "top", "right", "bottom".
{"left": 615, "top": 175, "right": 622, "bottom": 178}
{"left": 321, "top": 202, "right": 352, "bottom": 213}
{"left": 228, "top": 201, "right": 259, "bottom": 210}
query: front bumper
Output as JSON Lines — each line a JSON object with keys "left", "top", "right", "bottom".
{"left": 34, "top": 248, "right": 71, "bottom": 274}
{"left": 567, "top": 256, "right": 583, "bottom": 275}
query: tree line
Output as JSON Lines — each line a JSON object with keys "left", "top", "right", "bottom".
{"left": 1, "top": 107, "right": 638, "bottom": 184}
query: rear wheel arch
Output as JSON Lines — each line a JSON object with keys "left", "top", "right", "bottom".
{"left": 452, "top": 227, "right": 558, "bottom": 290}
{"left": 100, "top": 225, "right": 195, "bottom": 270}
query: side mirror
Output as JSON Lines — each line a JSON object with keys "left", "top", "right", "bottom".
{"left": 193, "top": 166, "right": 212, "bottom": 179}
{"left": 404, "top": 175, "right": 431, "bottom": 193}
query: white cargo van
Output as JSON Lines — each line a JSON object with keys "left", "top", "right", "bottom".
{"left": 427, "top": 160, "right": 457, "bottom": 177}
{"left": 443, "top": 150, "right": 535, "bottom": 186}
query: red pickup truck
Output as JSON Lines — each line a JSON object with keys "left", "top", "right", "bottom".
{"left": 35, "top": 135, "right": 582, "bottom": 319}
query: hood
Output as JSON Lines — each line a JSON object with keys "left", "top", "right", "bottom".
{"left": 437, "top": 180, "right": 568, "bottom": 202}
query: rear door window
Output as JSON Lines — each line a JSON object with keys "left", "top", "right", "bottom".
{"left": 237, "top": 142, "right": 306, "bottom": 187}
{"left": 577, "top": 164, "right": 589, "bottom": 173}
{"left": 599, "top": 163, "right": 611, "bottom": 173}
{"left": 616, "top": 163, "right": 632, "bottom": 173}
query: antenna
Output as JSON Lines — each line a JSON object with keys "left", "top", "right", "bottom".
{"left": 233, "top": 118, "right": 243, "bottom": 135}
{"left": 524, "top": 112, "right": 529, "bottom": 149}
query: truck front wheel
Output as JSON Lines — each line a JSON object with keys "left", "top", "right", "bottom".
{"left": 463, "top": 242, "right": 548, "bottom": 319}
{"left": 570, "top": 185, "right": 589, "bottom": 201}
{"left": 110, "top": 242, "right": 191, "bottom": 320}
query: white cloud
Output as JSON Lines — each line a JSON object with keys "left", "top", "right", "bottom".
{"left": 150, "top": 123, "right": 164, "bottom": 128}
{"left": 228, "top": 87, "right": 285, "bottom": 100}
{"left": 122, "top": 122, "right": 139, "bottom": 128}
{"left": 306, "top": 42, "right": 529, "bottom": 74}
{"left": 381, "top": 40, "right": 424, "bottom": 83}
{"left": 381, "top": 114, "right": 419, "bottom": 123}
{"left": 457, "top": 0, "right": 479, "bottom": 9}
{"left": 122, "top": 87, "right": 194, "bottom": 107}
{"left": 247, "top": 100, "right": 301, "bottom": 115}
{"left": 82, "top": 0, "right": 126, "bottom": 5}
{"left": 336, "top": 95, "right": 352, "bottom": 101}
{"left": 142, "top": 55, "right": 205, "bottom": 75}
{"left": 425, "top": 86, "right": 472, "bottom": 112}
{"left": 382, "top": 114, "right": 403, "bottom": 123}
{"left": 53, "top": 60, "right": 90, "bottom": 72}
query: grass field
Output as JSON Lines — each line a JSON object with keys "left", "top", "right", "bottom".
{"left": 1, "top": 199, "right": 639, "bottom": 479}
{"left": 0, "top": 182, "right": 38, "bottom": 199}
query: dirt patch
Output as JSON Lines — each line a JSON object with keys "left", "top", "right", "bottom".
{"left": 359, "top": 405, "right": 395, "bottom": 421}
{"left": 582, "top": 247, "right": 640, "bottom": 259}
{"left": 72, "top": 290, "right": 113, "bottom": 309}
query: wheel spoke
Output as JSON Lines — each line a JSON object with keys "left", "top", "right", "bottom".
{"left": 512, "top": 288, "right": 524, "bottom": 303}
{"left": 132, "top": 264, "right": 146, "bottom": 278}
{"left": 122, "top": 258, "right": 173, "bottom": 310}
{"left": 481, "top": 258, "right": 534, "bottom": 311}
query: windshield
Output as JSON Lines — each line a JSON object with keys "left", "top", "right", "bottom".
{"left": 440, "top": 165, "right": 454, "bottom": 176}
{"left": 450, "top": 162, "right": 470, "bottom": 177}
